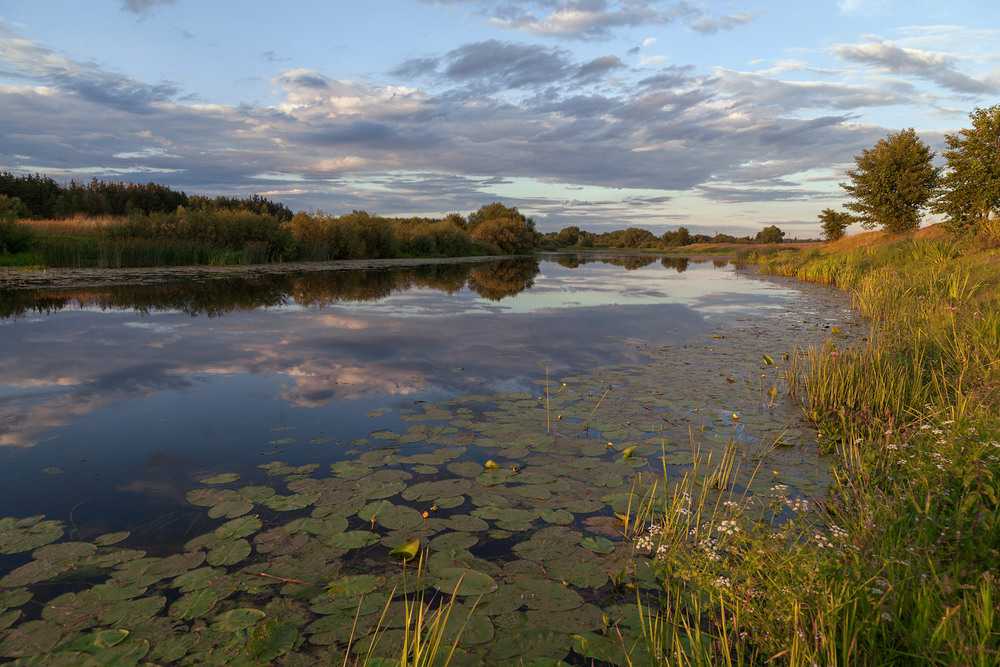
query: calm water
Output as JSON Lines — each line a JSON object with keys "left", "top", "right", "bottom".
{"left": 0, "top": 254, "right": 820, "bottom": 544}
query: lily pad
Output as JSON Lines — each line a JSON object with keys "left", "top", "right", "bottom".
{"left": 262, "top": 492, "right": 320, "bottom": 512}
{"left": 0, "top": 517, "right": 64, "bottom": 555}
{"left": 214, "top": 516, "right": 262, "bottom": 541}
{"left": 169, "top": 589, "right": 219, "bottom": 621}
{"left": 580, "top": 537, "right": 615, "bottom": 554}
{"left": 433, "top": 568, "right": 498, "bottom": 596}
{"left": 321, "top": 531, "right": 380, "bottom": 549}
{"left": 358, "top": 501, "right": 424, "bottom": 531}
{"left": 205, "top": 538, "right": 252, "bottom": 566}
{"left": 325, "top": 575, "right": 385, "bottom": 597}
{"left": 200, "top": 473, "right": 240, "bottom": 485}
{"left": 212, "top": 607, "right": 266, "bottom": 632}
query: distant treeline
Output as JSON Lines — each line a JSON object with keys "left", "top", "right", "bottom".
{"left": 0, "top": 172, "right": 293, "bottom": 220}
{"left": 539, "top": 223, "right": 791, "bottom": 249}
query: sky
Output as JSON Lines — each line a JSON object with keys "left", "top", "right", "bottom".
{"left": 1, "top": 1, "right": 998, "bottom": 237}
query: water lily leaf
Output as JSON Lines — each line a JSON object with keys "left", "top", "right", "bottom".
{"left": 321, "top": 531, "right": 379, "bottom": 549}
{"left": 146, "top": 551, "right": 206, "bottom": 579}
{"left": 0, "top": 517, "right": 64, "bottom": 554}
{"left": 185, "top": 488, "right": 242, "bottom": 508}
{"left": 402, "top": 479, "right": 472, "bottom": 503}
{"left": 429, "top": 532, "right": 478, "bottom": 552}
{"left": 580, "top": 537, "right": 615, "bottom": 554}
{"left": 0, "top": 559, "right": 71, "bottom": 588}
{"left": 358, "top": 501, "right": 424, "bottom": 531}
{"left": 171, "top": 566, "right": 224, "bottom": 593}
{"left": 238, "top": 485, "right": 277, "bottom": 503}
{"left": 92, "top": 532, "right": 130, "bottom": 547}
{"left": 442, "top": 610, "right": 494, "bottom": 646}
{"left": 516, "top": 578, "right": 584, "bottom": 612}
{"left": 99, "top": 595, "right": 166, "bottom": 627}
{"left": 434, "top": 496, "right": 465, "bottom": 510}
{"left": 0, "top": 612, "right": 18, "bottom": 634}
{"left": 389, "top": 539, "right": 420, "bottom": 562}
{"left": 212, "top": 608, "right": 266, "bottom": 632}
{"left": 0, "top": 620, "right": 63, "bottom": 657}
{"left": 214, "top": 516, "right": 262, "bottom": 541}
{"left": 200, "top": 473, "right": 240, "bottom": 485}
{"left": 443, "top": 515, "right": 489, "bottom": 533}
{"left": 526, "top": 603, "right": 605, "bottom": 633}
{"left": 263, "top": 492, "right": 320, "bottom": 512}
{"left": 513, "top": 538, "right": 576, "bottom": 563}
{"left": 353, "top": 479, "right": 407, "bottom": 500}
{"left": 325, "top": 575, "right": 385, "bottom": 597}
{"left": 488, "top": 628, "right": 567, "bottom": 662}
{"left": 247, "top": 619, "right": 299, "bottom": 662}
{"left": 205, "top": 538, "right": 251, "bottom": 566}
{"left": 433, "top": 568, "right": 498, "bottom": 596}
{"left": 538, "top": 508, "right": 574, "bottom": 525}
{"left": 168, "top": 589, "right": 219, "bottom": 621}
{"left": 0, "top": 588, "right": 31, "bottom": 612}
{"left": 92, "top": 582, "right": 146, "bottom": 601}
{"left": 207, "top": 500, "right": 254, "bottom": 520}
{"left": 763, "top": 354, "right": 775, "bottom": 365}
{"left": 40, "top": 591, "right": 101, "bottom": 631}
{"left": 446, "top": 461, "right": 483, "bottom": 478}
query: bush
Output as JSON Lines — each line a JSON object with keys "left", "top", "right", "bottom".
{"left": 471, "top": 217, "right": 538, "bottom": 254}
{"left": 0, "top": 195, "right": 33, "bottom": 254}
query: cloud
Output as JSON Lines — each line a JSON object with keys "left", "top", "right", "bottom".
{"left": 120, "top": 0, "right": 178, "bottom": 15}
{"left": 834, "top": 38, "right": 999, "bottom": 94}
{"left": 0, "top": 22, "right": 179, "bottom": 113}
{"left": 423, "top": 1, "right": 758, "bottom": 40}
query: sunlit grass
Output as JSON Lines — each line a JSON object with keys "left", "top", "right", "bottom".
{"left": 632, "top": 229, "right": 1000, "bottom": 665}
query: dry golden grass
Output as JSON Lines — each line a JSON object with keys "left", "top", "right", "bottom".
{"left": 25, "top": 214, "right": 114, "bottom": 237}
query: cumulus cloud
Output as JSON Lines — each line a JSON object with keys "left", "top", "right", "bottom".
{"left": 834, "top": 38, "right": 999, "bottom": 94}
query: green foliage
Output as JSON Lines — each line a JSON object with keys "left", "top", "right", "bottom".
{"left": 933, "top": 104, "right": 1000, "bottom": 243}
{"left": 754, "top": 224, "right": 784, "bottom": 244}
{"left": 840, "top": 128, "right": 939, "bottom": 233}
{"left": 817, "top": 208, "right": 853, "bottom": 241}
{"left": 103, "top": 207, "right": 294, "bottom": 262}
{"left": 661, "top": 226, "right": 691, "bottom": 246}
{"left": 0, "top": 195, "right": 34, "bottom": 254}
{"left": 466, "top": 202, "right": 540, "bottom": 254}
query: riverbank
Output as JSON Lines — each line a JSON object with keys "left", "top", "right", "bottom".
{"left": 633, "top": 229, "right": 1000, "bottom": 664}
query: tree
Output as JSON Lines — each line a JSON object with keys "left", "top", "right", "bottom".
{"left": 932, "top": 105, "right": 1000, "bottom": 240}
{"left": 840, "top": 128, "right": 938, "bottom": 233}
{"left": 467, "top": 202, "right": 540, "bottom": 253}
{"left": 817, "top": 208, "right": 853, "bottom": 241}
{"left": 755, "top": 225, "right": 784, "bottom": 244}
{"left": 662, "top": 226, "right": 691, "bottom": 246}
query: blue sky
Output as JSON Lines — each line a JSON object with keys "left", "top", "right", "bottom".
{"left": 1, "top": 1, "right": 998, "bottom": 236}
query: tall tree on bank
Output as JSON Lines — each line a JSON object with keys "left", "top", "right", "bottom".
{"left": 932, "top": 104, "right": 1000, "bottom": 242}
{"left": 840, "top": 128, "right": 938, "bottom": 234}
{"left": 818, "top": 208, "right": 853, "bottom": 241}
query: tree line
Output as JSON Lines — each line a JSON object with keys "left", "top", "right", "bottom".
{"left": 818, "top": 104, "right": 1000, "bottom": 243}
{"left": 540, "top": 223, "right": 787, "bottom": 250}
{"left": 0, "top": 173, "right": 294, "bottom": 221}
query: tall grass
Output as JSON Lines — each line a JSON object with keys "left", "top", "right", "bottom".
{"left": 633, "top": 230, "right": 1000, "bottom": 665}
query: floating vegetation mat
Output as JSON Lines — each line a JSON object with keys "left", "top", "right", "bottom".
{"left": 0, "top": 285, "right": 858, "bottom": 665}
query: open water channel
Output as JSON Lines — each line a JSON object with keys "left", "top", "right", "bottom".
{"left": 0, "top": 254, "right": 856, "bottom": 664}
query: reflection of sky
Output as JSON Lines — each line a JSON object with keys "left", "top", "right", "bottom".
{"left": 0, "top": 257, "right": 805, "bottom": 533}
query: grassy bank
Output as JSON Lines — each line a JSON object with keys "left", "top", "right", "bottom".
{"left": 630, "top": 228, "right": 1000, "bottom": 665}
